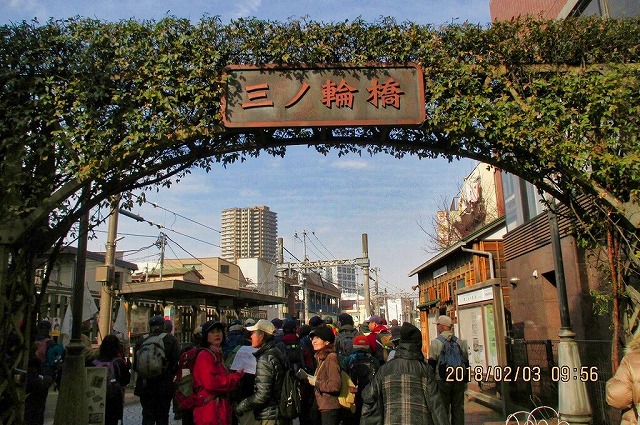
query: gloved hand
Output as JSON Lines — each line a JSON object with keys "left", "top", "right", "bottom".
{"left": 307, "top": 375, "right": 317, "bottom": 386}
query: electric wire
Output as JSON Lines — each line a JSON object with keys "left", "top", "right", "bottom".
{"left": 311, "top": 231, "right": 336, "bottom": 259}
{"left": 130, "top": 192, "right": 221, "bottom": 234}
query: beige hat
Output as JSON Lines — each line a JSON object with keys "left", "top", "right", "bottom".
{"left": 434, "top": 315, "right": 453, "bottom": 327}
{"left": 246, "top": 319, "right": 275, "bottom": 335}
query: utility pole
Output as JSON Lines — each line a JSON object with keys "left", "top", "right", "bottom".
{"left": 384, "top": 288, "right": 390, "bottom": 321}
{"left": 277, "top": 237, "right": 286, "bottom": 316}
{"left": 98, "top": 196, "right": 119, "bottom": 343}
{"left": 157, "top": 232, "right": 167, "bottom": 280}
{"left": 371, "top": 267, "right": 380, "bottom": 315}
{"left": 302, "top": 230, "right": 309, "bottom": 324}
{"left": 362, "top": 234, "right": 371, "bottom": 317}
{"left": 276, "top": 233, "right": 370, "bottom": 323}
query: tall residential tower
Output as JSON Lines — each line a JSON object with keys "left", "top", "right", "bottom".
{"left": 220, "top": 206, "right": 278, "bottom": 263}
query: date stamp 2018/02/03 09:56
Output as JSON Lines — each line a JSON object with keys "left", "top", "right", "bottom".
{"left": 444, "top": 365, "right": 600, "bottom": 383}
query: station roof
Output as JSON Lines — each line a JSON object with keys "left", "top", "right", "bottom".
{"left": 119, "top": 279, "right": 287, "bottom": 308}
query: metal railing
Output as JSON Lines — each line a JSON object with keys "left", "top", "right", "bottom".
{"left": 504, "top": 338, "right": 617, "bottom": 425}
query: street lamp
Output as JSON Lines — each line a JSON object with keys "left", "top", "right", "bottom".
{"left": 548, "top": 199, "right": 591, "bottom": 424}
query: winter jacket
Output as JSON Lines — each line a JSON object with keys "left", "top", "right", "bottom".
{"left": 236, "top": 340, "right": 286, "bottom": 420}
{"left": 428, "top": 330, "right": 469, "bottom": 379}
{"left": 607, "top": 349, "right": 640, "bottom": 425}
{"left": 361, "top": 343, "right": 449, "bottom": 425}
{"left": 133, "top": 330, "right": 180, "bottom": 397}
{"left": 366, "top": 325, "right": 388, "bottom": 354}
{"left": 313, "top": 346, "right": 342, "bottom": 412}
{"left": 192, "top": 347, "right": 242, "bottom": 425}
{"left": 223, "top": 330, "right": 247, "bottom": 358}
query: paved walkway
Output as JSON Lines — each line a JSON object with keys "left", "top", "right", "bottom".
{"left": 44, "top": 389, "right": 506, "bottom": 424}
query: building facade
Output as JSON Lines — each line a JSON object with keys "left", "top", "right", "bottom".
{"left": 489, "top": 3, "right": 638, "bottom": 422}
{"left": 490, "top": 0, "right": 640, "bottom": 20}
{"left": 322, "top": 265, "right": 357, "bottom": 295}
{"left": 220, "top": 205, "right": 278, "bottom": 262}
{"left": 35, "top": 247, "right": 138, "bottom": 341}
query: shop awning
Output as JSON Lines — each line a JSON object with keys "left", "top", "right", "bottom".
{"left": 118, "top": 279, "right": 287, "bottom": 308}
{"left": 417, "top": 298, "right": 441, "bottom": 310}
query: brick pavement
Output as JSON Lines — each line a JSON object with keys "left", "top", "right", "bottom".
{"left": 45, "top": 389, "right": 506, "bottom": 424}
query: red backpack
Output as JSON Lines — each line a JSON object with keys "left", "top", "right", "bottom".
{"left": 174, "top": 347, "right": 201, "bottom": 411}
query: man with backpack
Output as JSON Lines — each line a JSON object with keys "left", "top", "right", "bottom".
{"left": 275, "top": 318, "right": 303, "bottom": 421}
{"left": 342, "top": 334, "right": 380, "bottom": 425}
{"left": 428, "top": 315, "right": 469, "bottom": 425}
{"left": 134, "top": 315, "right": 180, "bottom": 425}
{"left": 364, "top": 315, "right": 392, "bottom": 364}
{"left": 334, "top": 313, "right": 360, "bottom": 365}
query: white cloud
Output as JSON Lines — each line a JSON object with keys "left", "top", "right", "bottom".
{"left": 232, "top": 0, "right": 262, "bottom": 19}
{"left": 330, "top": 159, "right": 368, "bottom": 170}
{"left": 240, "top": 188, "right": 260, "bottom": 197}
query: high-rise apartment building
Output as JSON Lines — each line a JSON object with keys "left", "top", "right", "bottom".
{"left": 220, "top": 206, "right": 278, "bottom": 263}
{"left": 322, "top": 265, "right": 357, "bottom": 295}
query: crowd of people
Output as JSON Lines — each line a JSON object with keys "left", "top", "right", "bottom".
{"left": 128, "top": 313, "right": 468, "bottom": 425}
{"left": 28, "top": 313, "right": 473, "bottom": 425}
{"left": 26, "top": 309, "right": 640, "bottom": 425}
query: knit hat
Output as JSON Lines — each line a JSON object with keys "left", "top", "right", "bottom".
{"left": 399, "top": 322, "right": 422, "bottom": 347}
{"left": 309, "top": 316, "right": 325, "bottom": 327}
{"left": 309, "top": 325, "right": 335, "bottom": 344}
{"left": 228, "top": 320, "right": 244, "bottom": 332}
{"left": 271, "top": 318, "right": 283, "bottom": 328}
{"left": 338, "top": 313, "right": 354, "bottom": 326}
{"left": 353, "top": 334, "right": 369, "bottom": 351}
{"left": 149, "top": 315, "right": 165, "bottom": 327}
{"left": 283, "top": 318, "right": 297, "bottom": 333}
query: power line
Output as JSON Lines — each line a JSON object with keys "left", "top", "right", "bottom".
{"left": 130, "top": 192, "right": 221, "bottom": 234}
{"left": 311, "top": 231, "right": 336, "bottom": 258}
{"left": 164, "top": 235, "right": 247, "bottom": 286}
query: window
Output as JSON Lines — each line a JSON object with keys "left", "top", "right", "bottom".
{"left": 220, "top": 265, "right": 230, "bottom": 274}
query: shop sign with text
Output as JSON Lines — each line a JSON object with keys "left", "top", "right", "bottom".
{"left": 222, "top": 64, "right": 425, "bottom": 128}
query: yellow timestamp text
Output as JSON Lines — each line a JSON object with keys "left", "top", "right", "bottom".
{"left": 445, "top": 366, "right": 542, "bottom": 383}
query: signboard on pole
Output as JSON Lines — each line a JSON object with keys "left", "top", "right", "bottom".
{"left": 86, "top": 366, "right": 107, "bottom": 425}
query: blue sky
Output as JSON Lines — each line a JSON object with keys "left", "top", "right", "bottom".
{"left": 1, "top": 0, "right": 489, "bottom": 297}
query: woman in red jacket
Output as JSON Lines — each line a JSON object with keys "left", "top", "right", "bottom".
{"left": 193, "top": 321, "right": 243, "bottom": 425}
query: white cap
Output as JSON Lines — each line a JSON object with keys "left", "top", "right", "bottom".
{"left": 434, "top": 315, "right": 453, "bottom": 327}
{"left": 245, "top": 319, "right": 275, "bottom": 335}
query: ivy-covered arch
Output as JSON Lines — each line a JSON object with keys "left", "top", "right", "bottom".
{"left": 0, "top": 16, "right": 639, "bottom": 421}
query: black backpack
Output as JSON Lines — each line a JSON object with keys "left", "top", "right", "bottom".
{"left": 92, "top": 359, "right": 123, "bottom": 401}
{"left": 282, "top": 342, "right": 304, "bottom": 372}
{"left": 278, "top": 366, "right": 301, "bottom": 419}
{"left": 347, "top": 352, "right": 378, "bottom": 390}
{"left": 336, "top": 332, "right": 358, "bottom": 362}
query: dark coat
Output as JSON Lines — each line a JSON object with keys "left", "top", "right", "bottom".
{"left": 361, "top": 343, "right": 449, "bottom": 425}
{"left": 236, "top": 340, "right": 286, "bottom": 420}
{"left": 133, "top": 330, "right": 180, "bottom": 397}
